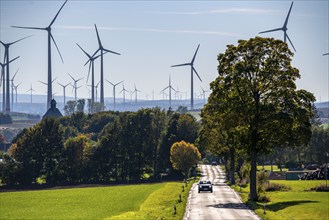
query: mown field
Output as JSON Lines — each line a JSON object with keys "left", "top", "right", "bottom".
{"left": 0, "top": 181, "right": 194, "bottom": 220}
{"left": 232, "top": 180, "right": 329, "bottom": 220}
{"left": 257, "top": 165, "right": 288, "bottom": 172}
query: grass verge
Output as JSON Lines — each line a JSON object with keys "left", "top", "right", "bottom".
{"left": 231, "top": 180, "right": 329, "bottom": 220}
{"left": 0, "top": 181, "right": 196, "bottom": 220}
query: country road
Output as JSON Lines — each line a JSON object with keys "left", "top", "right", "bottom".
{"left": 184, "top": 164, "right": 260, "bottom": 220}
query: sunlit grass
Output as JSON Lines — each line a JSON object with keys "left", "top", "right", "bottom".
{"left": 231, "top": 180, "right": 329, "bottom": 220}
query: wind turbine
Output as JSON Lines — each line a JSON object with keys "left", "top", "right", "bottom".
{"left": 38, "top": 78, "right": 57, "bottom": 103}
{"left": 175, "top": 85, "right": 181, "bottom": 100}
{"left": 120, "top": 83, "right": 129, "bottom": 105}
{"left": 259, "top": 2, "right": 296, "bottom": 52}
{"left": 161, "top": 75, "right": 176, "bottom": 107}
{"left": 323, "top": 53, "right": 329, "bottom": 56}
{"left": 13, "top": 82, "right": 21, "bottom": 108}
{"left": 68, "top": 73, "right": 83, "bottom": 102}
{"left": 131, "top": 84, "right": 141, "bottom": 104}
{"left": 26, "top": 84, "right": 36, "bottom": 104}
{"left": 106, "top": 80, "right": 123, "bottom": 110}
{"left": 92, "top": 24, "right": 121, "bottom": 107}
{"left": 76, "top": 43, "right": 103, "bottom": 105}
{"left": 0, "top": 56, "right": 19, "bottom": 112}
{"left": 10, "top": 69, "right": 19, "bottom": 110}
{"left": 1, "top": 37, "right": 30, "bottom": 113}
{"left": 12, "top": 0, "right": 68, "bottom": 109}
{"left": 95, "top": 81, "right": 100, "bottom": 102}
{"left": 58, "top": 82, "right": 70, "bottom": 106}
{"left": 200, "top": 87, "right": 210, "bottom": 104}
{"left": 171, "top": 44, "right": 202, "bottom": 110}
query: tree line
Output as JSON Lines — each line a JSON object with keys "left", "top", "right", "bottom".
{"left": 0, "top": 108, "right": 200, "bottom": 185}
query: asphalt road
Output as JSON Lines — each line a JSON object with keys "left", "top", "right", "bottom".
{"left": 184, "top": 164, "right": 260, "bottom": 220}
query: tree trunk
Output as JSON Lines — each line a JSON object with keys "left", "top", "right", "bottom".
{"left": 224, "top": 153, "right": 229, "bottom": 181}
{"left": 230, "top": 146, "right": 235, "bottom": 185}
{"left": 249, "top": 148, "right": 258, "bottom": 201}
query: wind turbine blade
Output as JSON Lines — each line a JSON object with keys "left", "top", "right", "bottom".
{"left": 12, "top": 69, "right": 19, "bottom": 80}
{"left": 322, "top": 53, "right": 329, "bottom": 56}
{"left": 58, "top": 82, "right": 64, "bottom": 87}
{"left": 193, "top": 67, "right": 202, "bottom": 82}
{"left": 91, "top": 48, "right": 100, "bottom": 58}
{"left": 8, "top": 56, "right": 20, "bottom": 64}
{"left": 76, "top": 77, "right": 84, "bottom": 83}
{"left": 52, "top": 77, "right": 57, "bottom": 83}
{"left": 86, "top": 62, "right": 92, "bottom": 83}
{"left": 49, "top": 0, "right": 68, "bottom": 27}
{"left": 103, "top": 48, "right": 121, "bottom": 56}
{"left": 161, "top": 86, "right": 170, "bottom": 92}
{"left": 76, "top": 43, "right": 91, "bottom": 59}
{"left": 68, "top": 73, "right": 75, "bottom": 81}
{"left": 106, "top": 79, "right": 114, "bottom": 86}
{"left": 171, "top": 63, "right": 191, "bottom": 68}
{"left": 115, "top": 81, "right": 124, "bottom": 86}
{"left": 38, "top": 81, "right": 47, "bottom": 86}
{"left": 9, "top": 35, "right": 33, "bottom": 46}
{"left": 94, "top": 24, "right": 102, "bottom": 47}
{"left": 50, "top": 33, "right": 64, "bottom": 63}
{"left": 11, "top": 26, "right": 45, "bottom": 31}
{"left": 259, "top": 27, "right": 282, "bottom": 34}
{"left": 284, "top": 2, "right": 294, "bottom": 28}
{"left": 191, "top": 44, "right": 200, "bottom": 64}
{"left": 286, "top": 33, "right": 296, "bottom": 52}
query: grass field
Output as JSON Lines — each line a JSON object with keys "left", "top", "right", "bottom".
{"left": 257, "top": 165, "right": 288, "bottom": 172}
{"left": 232, "top": 180, "right": 329, "bottom": 220}
{"left": 0, "top": 181, "right": 194, "bottom": 220}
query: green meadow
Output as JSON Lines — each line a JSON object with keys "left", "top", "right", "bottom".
{"left": 232, "top": 180, "right": 329, "bottom": 220}
{"left": 0, "top": 181, "right": 193, "bottom": 220}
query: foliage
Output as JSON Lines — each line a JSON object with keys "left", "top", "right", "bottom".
{"left": 1, "top": 108, "right": 200, "bottom": 186}
{"left": 170, "top": 140, "right": 201, "bottom": 177}
{"left": 202, "top": 37, "right": 315, "bottom": 200}
{"left": 256, "top": 171, "right": 268, "bottom": 195}
{"left": 76, "top": 99, "right": 85, "bottom": 112}
{"left": 266, "top": 182, "right": 291, "bottom": 191}
{"left": 0, "top": 113, "right": 12, "bottom": 124}
{"left": 64, "top": 101, "right": 76, "bottom": 116}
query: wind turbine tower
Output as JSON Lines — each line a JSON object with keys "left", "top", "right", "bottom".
{"left": 120, "top": 83, "right": 129, "bottom": 105}
{"left": 10, "top": 69, "right": 19, "bottom": 111}
{"left": 161, "top": 75, "right": 176, "bottom": 107}
{"left": 12, "top": 0, "right": 68, "bottom": 109}
{"left": 106, "top": 80, "right": 123, "bottom": 110}
{"left": 171, "top": 44, "right": 202, "bottom": 110}
{"left": 132, "top": 84, "right": 141, "bottom": 105}
{"left": 93, "top": 24, "right": 121, "bottom": 107}
{"left": 1, "top": 36, "right": 28, "bottom": 113}
{"left": 77, "top": 43, "right": 102, "bottom": 105}
{"left": 26, "top": 84, "right": 36, "bottom": 104}
{"left": 58, "top": 82, "right": 70, "bottom": 106}
{"left": 0, "top": 56, "right": 19, "bottom": 112}
{"left": 259, "top": 2, "right": 296, "bottom": 52}
{"left": 68, "top": 73, "right": 83, "bottom": 102}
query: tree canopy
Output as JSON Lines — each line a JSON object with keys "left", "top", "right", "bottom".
{"left": 201, "top": 37, "right": 315, "bottom": 200}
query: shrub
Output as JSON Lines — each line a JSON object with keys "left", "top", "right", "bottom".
{"left": 258, "top": 194, "right": 271, "bottom": 203}
{"left": 311, "top": 184, "right": 329, "bottom": 192}
{"left": 266, "top": 182, "right": 291, "bottom": 191}
{"left": 257, "top": 171, "right": 268, "bottom": 194}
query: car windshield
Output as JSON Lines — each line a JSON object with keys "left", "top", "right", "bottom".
{"left": 199, "top": 181, "right": 211, "bottom": 184}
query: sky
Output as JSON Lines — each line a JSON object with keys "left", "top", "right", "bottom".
{"left": 0, "top": 0, "right": 328, "bottom": 103}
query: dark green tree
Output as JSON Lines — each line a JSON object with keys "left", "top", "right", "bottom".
{"left": 203, "top": 37, "right": 315, "bottom": 200}
{"left": 76, "top": 99, "right": 86, "bottom": 112}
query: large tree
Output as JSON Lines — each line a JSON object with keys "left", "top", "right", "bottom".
{"left": 203, "top": 37, "right": 315, "bottom": 200}
{"left": 170, "top": 140, "right": 201, "bottom": 178}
